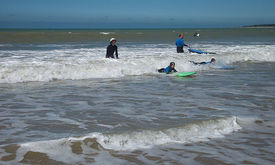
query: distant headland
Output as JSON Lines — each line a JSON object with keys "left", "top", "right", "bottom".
{"left": 242, "top": 24, "right": 275, "bottom": 28}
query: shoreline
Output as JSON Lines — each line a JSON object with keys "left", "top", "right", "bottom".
{"left": 242, "top": 26, "right": 275, "bottom": 28}
{"left": 242, "top": 24, "right": 275, "bottom": 28}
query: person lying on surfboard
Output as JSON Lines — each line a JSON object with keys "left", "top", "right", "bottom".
{"left": 190, "top": 58, "right": 216, "bottom": 65}
{"left": 158, "top": 62, "right": 178, "bottom": 74}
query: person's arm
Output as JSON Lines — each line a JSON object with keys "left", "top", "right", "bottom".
{"left": 115, "top": 46, "right": 118, "bottom": 59}
{"left": 173, "top": 68, "right": 177, "bottom": 72}
{"left": 106, "top": 45, "right": 110, "bottom": 58}
{"left": 183, "top": 40, "right": 188, "bottom": 47}
{"left": 189, "top": 61, "right": 197, "bottom": 65}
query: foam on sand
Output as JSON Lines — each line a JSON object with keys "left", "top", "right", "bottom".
{"left": 13, "top": 116, "right": 241, "bottom": 164}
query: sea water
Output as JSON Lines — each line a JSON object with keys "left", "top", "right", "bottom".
{"left": 0, "top": 28, "right": 275, "bottom": 165}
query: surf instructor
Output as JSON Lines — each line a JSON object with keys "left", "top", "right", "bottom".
{"left": 176, "top": 33, "right": 189, "bottom": 53}
{"left": 106, "top": 38, "right": 119, "bottom": 59}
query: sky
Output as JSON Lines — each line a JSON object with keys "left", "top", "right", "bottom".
{"left": 0, "top": 0, "right": 275, "bottom": 29}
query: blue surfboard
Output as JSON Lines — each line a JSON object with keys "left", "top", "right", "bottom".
{"left": 188, "top": 48, "right": 216, "bottom": 54}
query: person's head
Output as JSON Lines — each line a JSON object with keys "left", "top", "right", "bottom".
{"left": 170, "top": 62, "right": 175, "bottom": 68}
{"left": 210, "top": 58, "right": 216, "bottom": 64}
{"left": 179, "top": 33, "right": 184, "bottom": 39}
{"left": 110, "top": 38, "right": 117, "bottom": 45}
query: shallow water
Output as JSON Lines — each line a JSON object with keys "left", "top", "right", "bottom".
{"left": 0, "top": 29, "right": 275, "bottom": 164}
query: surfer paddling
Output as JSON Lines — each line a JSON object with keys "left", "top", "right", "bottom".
{"left": 190, "top": 58, "right": 216, "bottom": 65}
{"left": 158, "top": 62, "right": 178, "bottom": 74}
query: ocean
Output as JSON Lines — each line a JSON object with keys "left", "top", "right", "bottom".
{"left": 0, "top": 28, "right": 275, "bottom": 165}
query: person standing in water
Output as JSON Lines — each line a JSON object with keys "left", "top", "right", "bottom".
{"left": 176, "top": 33, "right": 189, "bottom": 53}
{"left": 106, "top": 38, "right": 118, "bottom": 59}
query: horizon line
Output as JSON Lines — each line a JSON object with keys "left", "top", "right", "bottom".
{"left": 0, "top": 27, "right": 245, "bottom": 30}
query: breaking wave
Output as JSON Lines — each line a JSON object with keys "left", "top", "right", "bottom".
{"left": 10, "top": 116, "right": 241, "bottom": 164}
{"left": 0, "top": 44, "right": 275, "bottom": 83}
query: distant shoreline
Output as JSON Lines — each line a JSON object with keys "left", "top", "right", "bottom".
{"left": 242, "top": 24, "right": 275, "bottom": 28}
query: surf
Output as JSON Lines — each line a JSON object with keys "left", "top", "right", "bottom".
{"left": 0, "top": 43, "right": 275, "bottom": 83}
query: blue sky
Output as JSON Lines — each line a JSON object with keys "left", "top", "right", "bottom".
{"left": 0, "top": 0, "right": 275, "bottom": 28}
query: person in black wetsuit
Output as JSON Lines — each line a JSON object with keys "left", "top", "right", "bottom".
{"left": 106, "top": 38, "right": 118, "bottom": 59}
{"left": 190, "top": 58, "right": 216, "bottom": 65}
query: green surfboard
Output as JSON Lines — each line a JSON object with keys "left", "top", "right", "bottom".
{"left": 176, "top": 72, "right": 196, "bottom": 77}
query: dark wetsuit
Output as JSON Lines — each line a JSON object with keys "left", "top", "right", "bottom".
{"left": 106, "top": 44, "right": 118, "bottom": 58}
{"left": 190, "top": 61, "right": 211, "bottom": 65}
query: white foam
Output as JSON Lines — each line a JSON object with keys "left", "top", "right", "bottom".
{"left": 214, "top": 44, "right": 275, "bottom": 63}
{"left": 16, "top": 138, "right": 84, "bottom": 164}
{"left": 90, "top": 116, "right": 241, "bottom": 151}
{"left": 0, "top": 44, "right": 274, "bottom": 83}
{"left": 14, "top": 116, "right": 242, "bottom": 164}
{"left": 99, "top": 32, "right": 115, "bottom": 35}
